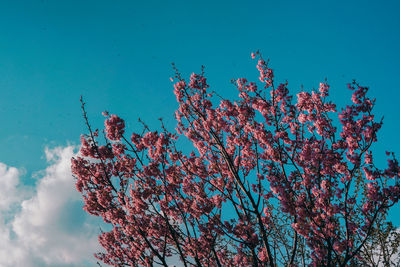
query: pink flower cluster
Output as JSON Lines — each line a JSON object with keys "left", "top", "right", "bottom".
{"left": 104, "top": 113, "right": 125, "bottom": 141}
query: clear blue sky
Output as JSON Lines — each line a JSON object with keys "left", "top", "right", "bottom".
{"left": 0, "top": 1, "right": 399, "bottom": 265}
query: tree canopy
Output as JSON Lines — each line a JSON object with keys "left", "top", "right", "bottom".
{"left": 72, "top": 53, "right": 400, "bottom": 266}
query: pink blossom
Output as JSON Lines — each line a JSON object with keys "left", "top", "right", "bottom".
{"left": 104, "top": 114, "right": 125, "bottom": 141}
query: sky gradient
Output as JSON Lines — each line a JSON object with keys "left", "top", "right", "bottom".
{"left": 0, "top": 1, "right": 399, "bottom": 266}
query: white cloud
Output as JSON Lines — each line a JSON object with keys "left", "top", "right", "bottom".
{"left": 0, "top": 146, "right": 103, "bottom": 267}
{"left": 0, "top": 163, "right": 23, "bottom": 211}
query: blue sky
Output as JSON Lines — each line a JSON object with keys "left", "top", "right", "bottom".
{"left": 0, "top": 0, "right": 399, "bottom": 266}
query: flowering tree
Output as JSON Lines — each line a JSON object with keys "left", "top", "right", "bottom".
{"left": 72, "top": 53, "right": 400, "bottom": 266}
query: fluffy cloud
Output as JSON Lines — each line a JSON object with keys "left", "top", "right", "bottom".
{"left": 0, "top": 162, "right": 23, "bottom": 211}
{"left": 0, "top": 146, "right": 103, "bottom": 267}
